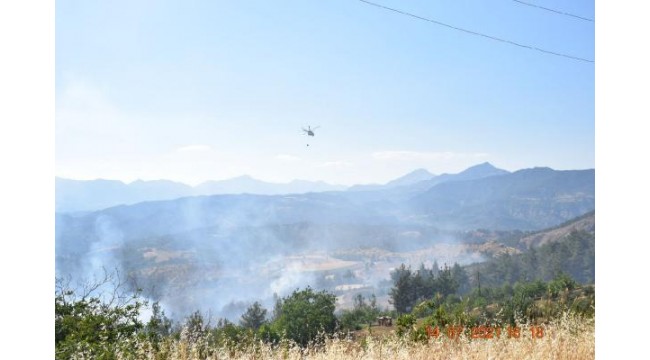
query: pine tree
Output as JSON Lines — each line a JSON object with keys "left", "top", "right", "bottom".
{"left": 240, "top": 301, "right": 268, "bottom": 330}
{"left": 389, "top": 264, "right": 414, "bottom": 313}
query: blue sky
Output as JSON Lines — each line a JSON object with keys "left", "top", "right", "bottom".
{"left": 55, "top": 0, "right": 594, "bottom": 186}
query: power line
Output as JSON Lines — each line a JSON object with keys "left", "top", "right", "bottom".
{"left": 512, "top": 0, "right": 594, "bottom": 22}
{"left": 355, "top": 0, "right": 594, "bottom": 63}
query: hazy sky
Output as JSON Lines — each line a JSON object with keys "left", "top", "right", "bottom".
{"left": 55, "top": 0, "right": 594, "bottom": 186}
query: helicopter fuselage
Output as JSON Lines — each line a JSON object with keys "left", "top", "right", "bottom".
{"left": 303, "top": 126, "right": 318, "bottom": 137}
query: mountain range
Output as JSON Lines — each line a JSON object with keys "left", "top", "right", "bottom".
{"left": 347, "top": 162, "right": 509, "bottom": 192}
{"left": 408, "top": 166, "right": 594, "bottom": 230}
{"left": 56, "top": 163, "right": 595, "bottom": 259}
{"left": 55, "top": 162, "right": 512, "bottom": 213}
{"left": 56, "top": 176, "right": 347, "bottom": 213}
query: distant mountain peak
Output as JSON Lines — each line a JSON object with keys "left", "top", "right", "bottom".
{"left": 385, "top": 168, "right": 436, "bottom": 188}
{"left": 463, "top": 162, "right": 497, "bottom": 171}
{"left": 407, "top": 168, "right": 436, "bottom": 177}
{"left": 457, "top": 162, "right": 509, "bottom": 177}
{"left": 472, "top": 161, "right": 496, "bottom": 168}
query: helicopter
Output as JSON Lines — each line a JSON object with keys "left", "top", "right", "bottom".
{"left": 302, "top": 125, "right": 319, "bottom": 137}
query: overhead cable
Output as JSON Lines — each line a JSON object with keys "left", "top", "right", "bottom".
{"left": 356, "top": 0, "right": 594, "bottom": 63}
{"left": 512, "top": 0, "right": 594, "bottom": 22}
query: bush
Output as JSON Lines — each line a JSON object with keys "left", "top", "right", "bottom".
{"left": 273, "top": 287, "right": 337, "bottom": 346}
{"left": 396, "top": 314, "right": 416, "bottom": 337}
{"left": 55, "top": 273, "right": 145, "bottom": 359}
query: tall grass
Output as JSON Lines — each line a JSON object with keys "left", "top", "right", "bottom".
{"left": 98, "top": 312, "right": 594, "bottom": 360}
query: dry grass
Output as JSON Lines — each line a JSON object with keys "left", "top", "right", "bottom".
{"left": 108, "top": 313, "right": 593, "bottom": 360}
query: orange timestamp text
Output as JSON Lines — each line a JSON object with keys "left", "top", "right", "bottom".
{"left": 424, "top": 324, "right": 545, "bottom": 340}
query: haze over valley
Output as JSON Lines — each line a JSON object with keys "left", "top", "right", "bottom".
{"left": 56, "top": 162, "right": 594, "bottom": 319}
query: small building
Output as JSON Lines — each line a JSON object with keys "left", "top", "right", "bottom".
{"left": 377, "top": 316, "right": 392, "bottom": 326}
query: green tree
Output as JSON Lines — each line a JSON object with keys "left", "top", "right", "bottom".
{"left": 548, "top": 272, "right": 577, "bottom": 297}
{"left": 212, "top": 319, "right": 251, "bottom": 349}
{"left": 55, "top": 273, "right": 145, "bottom": 360}
{"left": 435, "top": 264, "right": 459, "bottom": 297}
{"left": 395, "top": 313, "right": 416, "bottom": 337}
{"left": 432, "top": 259, "right": 440, "bottom": 277}
{"left": 389, "top": 264, "right": 414, "bottom": 313}
{"left": 240, "top": 301, "right": 268, "bottom": 330}
{"left": 271, "top": 293, "right": 283, "bottom": 321}
{"left": 273, "top": 287, "right": 337, "bottom": 346}
{"left": 144, "top": 301, "right": 172, "bottom": 346}
{"left": 339, "top": 294, "right": 381, "bottom": 331}
{"left": 181, "top": 311, "right": 209, "bottom": 344}
{"left": 451, "top": 263, "right": 470, "bottom": 294}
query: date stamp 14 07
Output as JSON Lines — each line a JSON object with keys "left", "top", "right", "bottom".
{"left": 424, "top": 325, "right": 545, "bottom": 340}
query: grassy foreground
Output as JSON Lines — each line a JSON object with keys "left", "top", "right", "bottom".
{"left": 93, "top": 313, "right": 593, "bottom": 360}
